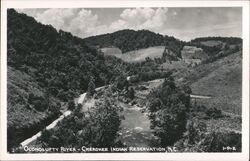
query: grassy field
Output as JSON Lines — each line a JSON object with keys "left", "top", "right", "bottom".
{"left": 160, "top": 60, "right": 188, "bottom": 70}
{"left": 101, "top": 46, "right": 165, "bottom": 62}
{"left": 188, "top": 51, "right": 242, "bottom": 115}
{"left": 200, "top": 40, "right": 224, "bottom": 47}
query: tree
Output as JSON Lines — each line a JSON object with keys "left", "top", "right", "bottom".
{"left": 148, "top": 76, "right": 190, "bottom": 146}
{"left": 38, "top": 88, "right": 121, "bottom": 149}
{"left": 115, "top": 75, "right": 129, "bottom": 90}
{"left": 68, "top": 100, "right": 75, "bottom": 110}
{"left": 86, "top": 96, "right": 121, "bottom": 147}
{"left": 87, "top": 77, "right": 95, "bottom": 97}
{"left": 127, "top": 87, "right": 135, "bottom": 100}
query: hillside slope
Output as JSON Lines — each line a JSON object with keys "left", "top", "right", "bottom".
{"left": 84, "top": 29, "right": 184, "bottom": 57}
{"left": 7, "top": 9, "right": 130, "bottom": 150}
{"left": 190, "top": 51, "right": 242, "bottom": 114}
{"left": 180, "top": 51, "right": 242, "bottom": 115}
{"left": 7, "top": 66, "right": 62, "bottom": 150}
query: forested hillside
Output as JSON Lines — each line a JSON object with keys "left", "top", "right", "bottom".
{"left": 7, "top": 9, "right": 130, "bottom": 150}
{"left": 84, "top": 29, "right": 184, "bottom": 57}
{"left": 188, "top": 36, "right": 242, "bottom": 59}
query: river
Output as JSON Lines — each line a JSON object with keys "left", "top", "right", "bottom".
{"left": 118, "top": 102, "right": 155, "bottom": 147}
{"left": 19, "top": 83, "right": 210, "bottom": 147}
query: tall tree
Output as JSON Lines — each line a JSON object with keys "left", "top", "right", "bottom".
{"left": 148, "top": 76, "right": 190, "bottom": 146}
{"left": 87, "top": 77, "right": 96, "bottom": 97}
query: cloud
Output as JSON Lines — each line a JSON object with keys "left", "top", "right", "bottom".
{"left": 18, "top": 8, "right": 169, "bottom": 38}
{"left": 16, "top": 8, "right": 241, "bottom": 41}
{"left": 110, "top": 8, "right": 168, "bottom": 31}
{"left": 17, "top": 8, "right": 109, "bottom": 38}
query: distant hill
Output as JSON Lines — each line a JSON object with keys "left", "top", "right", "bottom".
{"left": 191, "top": 37, "right": 242, "bottom": 45}
{"left": 87, "top": 31, "right": 242, "bottom": 65}
{"left": 84, "top": 29, "right": 184, "bottom": 57}
{"left": 188, "top": 37, "right": 242, "bottom": 58}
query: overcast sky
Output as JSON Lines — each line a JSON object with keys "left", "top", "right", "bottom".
{"left": 17, "top": 7, "right": 242, "bottom": 41}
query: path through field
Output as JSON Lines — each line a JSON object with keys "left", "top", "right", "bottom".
{"left": 190, "top": 94, "right": 211, "bottom": 99}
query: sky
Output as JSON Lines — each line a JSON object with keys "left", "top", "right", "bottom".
{"left": 17, "top": 7, "right": 242, "bottom": 41}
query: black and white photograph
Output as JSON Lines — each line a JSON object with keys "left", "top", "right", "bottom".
{"left": 1, "top": 0, "right": 249, "bottom": 160}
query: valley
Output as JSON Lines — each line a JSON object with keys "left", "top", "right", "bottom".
{"left": 7, "top": 9, "right": 243, "bottom": 153}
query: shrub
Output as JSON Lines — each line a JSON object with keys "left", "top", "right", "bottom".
{"left": 206, "top": 107, "right": 223, "bottom": 119}
{"left": 127, "top": 87, "right": 135, "bottom": 100}
{"left": 68, "top": 100, "right": 75, "bottom": 110}
{"left": 87, "top": 77, "right": 96, "bottom": 97}
{"left": 202, "top": 131, "right": 241, "bottom": 152}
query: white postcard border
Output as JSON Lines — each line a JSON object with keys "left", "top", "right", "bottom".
{"left": 1, "top": 0, "right": 249, "bottom": 160}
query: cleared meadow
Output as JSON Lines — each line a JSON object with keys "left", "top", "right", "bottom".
{"left": 101, "top": 46, "right": 165, "bottom": 62}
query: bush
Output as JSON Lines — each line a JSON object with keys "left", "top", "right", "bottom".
{"left": 28, "top": 93, "right": 48, "bottom": 112}
{"left": 175, "top": 119, "right": 241, "bottom": 152}
{"left": 202, "top": 131, "right": 241, "bottom": 152}
{"left": 87, "top": 77, "right": 96, "bottom": 97}
{"left": 127, "top": 87, "right": 135, "bottom": 100}
{"left": 33, "top": 99, "right": 48, "bottom": 112}
{"left": 206, "top": 107, "right": 223, "bottom": 119}
{"left": 115, "top": 75, "right": 129, "bottom": 90}
{"left": 68, "top": 100, "right": 75, "bottom": 110}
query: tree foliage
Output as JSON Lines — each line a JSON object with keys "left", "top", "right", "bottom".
{"left": 147, "top": 76, "right": 191, "bottom": 146}
{"left": 38, "top": 90, "right": 121, "bottom": 149}
{"left": 175, "top": 119, "right": 241, "bottom": 152}
{"left": 87, "top": 77, "right": 96, "bottom": 97}
{"left": 85, "top": 29, "right": 184, "bottom": 55}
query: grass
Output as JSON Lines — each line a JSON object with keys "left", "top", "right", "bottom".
{"left": 101, "top": 46, "right": 165, "bottom": 62}
{"left": 205, "top": 116, "right": 241, "bottom": 133}
{"left": 181, "top": 46, "right": 208, "bottom": 60}
{"left": 200, "top": 40, "right": 224, "bottom": 47}
{"left": 188, "top": 51, "right": 242, "bottom": 115}
{"left": 160, "top": 60, "right": 188, "bottom": 70}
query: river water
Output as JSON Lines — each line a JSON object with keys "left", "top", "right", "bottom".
{"left": 118, "top": 102, "right": 155, "bottom": 147}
